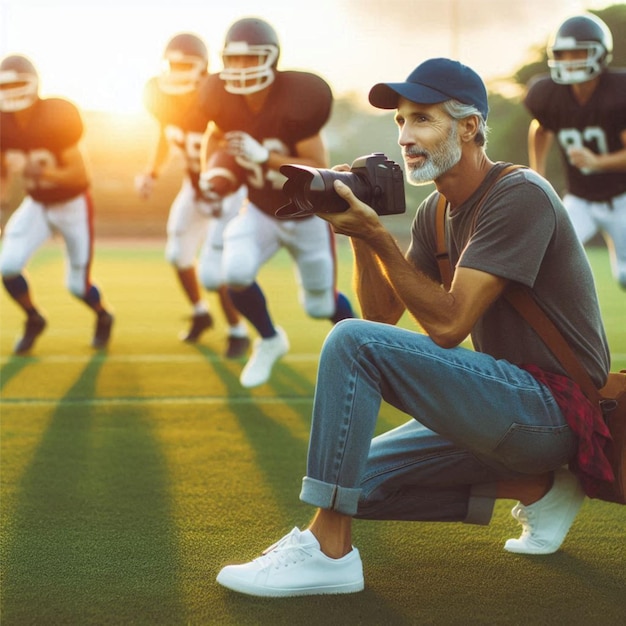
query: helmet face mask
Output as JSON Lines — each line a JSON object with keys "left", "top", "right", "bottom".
{"left": 547, "top": 14, "right": 613, "bottom": 85}
{"left": 0, "top": 55, "right": 39, "bottom": 112}
{"left": 158, "top": 33, "right": 208, "bottom": 95}
{"left": 219, "top": 18, "right": 280, "bottom": 95}
{"left": 220, "top": 44, "right": 278, "bottom": 94}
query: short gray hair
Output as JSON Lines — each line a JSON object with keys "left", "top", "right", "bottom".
{"left": 441, "top": 99, "right": 489, "bottom": 147}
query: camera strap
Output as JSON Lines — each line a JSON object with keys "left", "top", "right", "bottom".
{"left": 434, "top": 163, "right": 626, "bottom": 505}
{"left": 433, "top": 163, "right": 601, "bottom": 403}
{"left": 434, "top": 163, "right": 523, "bottom": 291}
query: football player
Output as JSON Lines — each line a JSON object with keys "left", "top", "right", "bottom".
{"left": 0, "top": 54, "right": 114, "bottom": 354}
{"left": 199, "top": 17, "right": 356, "bottom": 388}
{"left": 524, "top": 13, "right": 626, "bottom": 289}
{"left": 136, "top": 33, "right": 250, "bottom": 357}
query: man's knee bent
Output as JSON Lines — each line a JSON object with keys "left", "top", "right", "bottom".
{"left": 322, "top": 318, "right": 432, "bottom": 363}
{"left": 320, "top": 318, "right": 370, "bottom": 359}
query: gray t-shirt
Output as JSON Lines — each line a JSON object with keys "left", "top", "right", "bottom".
{"left": 407, "top": 162, "right": 610, "bottom": 387}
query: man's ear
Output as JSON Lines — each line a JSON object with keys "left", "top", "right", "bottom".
{"left": 460, "top": 115, "right": 479, "bottom": 142}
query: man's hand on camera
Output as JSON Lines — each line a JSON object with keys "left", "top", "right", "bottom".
{"left": 317, "top": 180, "right": 382, "bottom": 239}
{"left": 225, "top": 131, "right": 269, "bottom": 165}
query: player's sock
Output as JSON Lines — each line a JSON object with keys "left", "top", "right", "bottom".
{"left": 228, "top": 321, "right": 249, "bottom": 338}
{"left": 193, "top": 300, "right": 210, "bottom": 315}
{"left": 82, "top": 284, "right": 103, "bottom": 310}
{"left": 2, "top": 274, "right": 29, "bottom": 299}
{"left": 228, "top": 282, "right": 276, "bottom": 339}
{"left": 330, "top": 291, "right": 356, "bottom": 324}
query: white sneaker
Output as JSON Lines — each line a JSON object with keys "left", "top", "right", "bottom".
{"left": 504, "top": 468, "right": 586, "bottom": 555}
{"left": 216, "top": 527, "right": 364, "bottom": 597}
{"left": 239, "top": 327, "right": 289, "bottom": 388}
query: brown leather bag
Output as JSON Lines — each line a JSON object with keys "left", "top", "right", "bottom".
{"left": 505, "top": 285, "right": 626, "bottom": 504}
{"left": 434, "top": 166, "right": 626, "bottom": 504}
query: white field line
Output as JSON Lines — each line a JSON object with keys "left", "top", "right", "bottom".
{"left": 3, "top": 353, "right": 625, "bottom": 409}
{"left": 4, "top": 352, "right": 625, "bottom": 365}
{"left": 0, "top": 353, "right": 321, "bottom": 364}
{"left": 0, "top": 352, "right": 319, "bottom": 407}
{"left": 0, "top": 395, "right": 314, "bottom": 408}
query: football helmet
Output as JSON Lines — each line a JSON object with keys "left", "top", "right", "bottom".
{"left": 220, "top": 17, "right": 280, "bottom": 95}
{"left": 158, "top": 33, "right": 208, "bottom": 95}
{"left": 0, "top": 54, "right": 39, "bottom": 112}
{"left": 547, "top": 14, "right": 613, "bottom": 84}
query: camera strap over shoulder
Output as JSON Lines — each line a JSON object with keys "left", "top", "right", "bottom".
{"left": 434, "top": 194, "right": 453, "bottom": 291}
{"left": 433, "top": 164, "right": 626, "bottom": 503}
{"left": 434, "top": 163, "right": 523, "bottom": 291}
{"left": 432, "top": 162, "right": 611, "bottom": 405}
{"left": 433, "top": 164, "right": 595, "bottom": 384}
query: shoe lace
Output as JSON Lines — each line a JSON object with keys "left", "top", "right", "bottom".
{"left": 257, "top": 529, "right": 313, "bottom": 570}
{"left": 515, "top": 505, "right": 536, "bottom": 537}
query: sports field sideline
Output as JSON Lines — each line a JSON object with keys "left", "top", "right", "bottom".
{"left": 1, "top": 240, "right": 625, "bottom": 625}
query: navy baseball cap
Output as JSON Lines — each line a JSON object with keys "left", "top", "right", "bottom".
{"left": 368, "top": 58, "right": 489, "bottom": 120}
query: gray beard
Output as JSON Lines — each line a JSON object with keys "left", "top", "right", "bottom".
{"left": 406, "top": 128, "right": 462, "bottom": 186}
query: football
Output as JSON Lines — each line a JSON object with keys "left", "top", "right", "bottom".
{"left": 201, "top": 149, "right": 246, "bottom": 197}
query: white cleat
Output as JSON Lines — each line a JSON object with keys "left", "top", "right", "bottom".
{"left": 239, "top": 327, "right": 289, "bottom": 388}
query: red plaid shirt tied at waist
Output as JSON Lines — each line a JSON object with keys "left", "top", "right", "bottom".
{"left": 521, "top": 363, "right": 613, "bottom": 498}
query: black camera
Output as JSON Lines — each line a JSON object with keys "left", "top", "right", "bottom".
{"left": 275, "top": 152, "right": 406, "bottom": 219}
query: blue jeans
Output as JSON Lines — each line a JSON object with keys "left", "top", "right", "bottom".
{"left": 300, "top": 319, "right": 576, "bottom": 525}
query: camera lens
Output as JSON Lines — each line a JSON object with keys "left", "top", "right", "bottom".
{"left": 277, "top": 166, "right": 369, "bottom": 219}
{"left": 276, "top": 153, "right": 405, "bottom": 220}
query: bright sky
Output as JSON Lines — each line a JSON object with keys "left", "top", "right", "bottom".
{"left": 0, "top": 0, "right": 619, "bottom": 114}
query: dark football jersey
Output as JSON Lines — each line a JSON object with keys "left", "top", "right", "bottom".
{"left": 0, "top": 97, "right": 88, "bottom": 204}
{"left": 198, "top": 70, "right": 333, "bottom": 217}
{"left": 143, "top": 76, "right": 212, "bottom": 192}
{"left": 524, "top": 69, "right": 626, "bottom": 201}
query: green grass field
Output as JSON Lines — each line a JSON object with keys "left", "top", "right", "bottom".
{"left": 1, "top": 240, "right": 625, "bottom": 625}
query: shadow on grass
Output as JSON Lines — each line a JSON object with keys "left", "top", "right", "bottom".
{"left": 191, "top": 344, "right": 428, "bottom": 624}
{"left": 196, "top": 347, "right": 312, "bottom": 512}
{"left": 0, "top": 354, "right": 38, "bottom": 391}
{"left": 193, "top": 341, "right": 420, "bottom": 525}
{"left": 269, "top": 357, "right": 317, "bottom": 397}
{"left": 194, "top": 343, "right": 251, "bottom": 395}
{"left": 218, "top": 586, "right": 417, "bottom": 626}
{"left": 1, "top": 354, "right": 186, "bottom": 625}
{"left": 515, "top": 549, "right": 626, "bottom": 620}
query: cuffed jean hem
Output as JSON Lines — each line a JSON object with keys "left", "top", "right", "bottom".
{"left": 465, "top": 482, "right": 497, "bottom": 525}
{"left": 300, "top": 476, "right": 361, "bottom": 516}
{"left": 301, "top": 475, "right": 497, "bottom": 524}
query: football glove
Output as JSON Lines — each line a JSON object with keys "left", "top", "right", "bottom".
{"left": 225, "top": 131, "right": 269, "bottom": 164}
{"left": 23, "top": 159, "right": 45, "bottom": 182}
{"left": 198, "top": 174, "right": 224, "bottom": 217}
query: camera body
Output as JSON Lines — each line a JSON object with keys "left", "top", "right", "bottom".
{"left": 275, "top": 152, "right": 406, "bottom": 219}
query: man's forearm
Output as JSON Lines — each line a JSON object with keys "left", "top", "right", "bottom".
{"left": 363, "top": 228, "right": 464, "bottom": 342}
{"left": 352, "top": 237, "right": 404, "bottom": 324}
